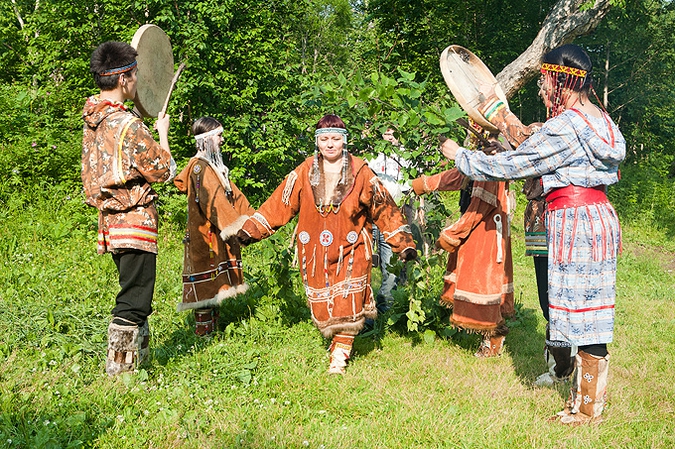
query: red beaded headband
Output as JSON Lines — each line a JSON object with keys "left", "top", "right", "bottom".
{"left": 540, "top": 63, "right": 587, "bottom": 78}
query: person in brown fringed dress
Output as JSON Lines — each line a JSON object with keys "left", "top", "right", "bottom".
{"left": 238, "top": 114, "right": 417, "bottom": 374}
{"left": 174, "top": 117, "right": 255, "bottom": 335}
{"left": 411, "top": 131, "right": 515, "bottom": 357}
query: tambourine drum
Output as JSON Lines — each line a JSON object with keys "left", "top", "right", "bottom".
{"left": 131, "top": 24, "right": 174, "bottom": 117}
{"left": 439, "top": 45, "right": 509, "bottom": 132}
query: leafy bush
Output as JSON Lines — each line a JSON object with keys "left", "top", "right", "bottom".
{"left": 611, "top": 152, "right": 675, "bottom": 238}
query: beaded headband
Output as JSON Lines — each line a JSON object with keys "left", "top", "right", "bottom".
{"left": 540, "top": 63, "right": 587, "bottom": 78}
{"left": 195, "top": 126, "right": 223, "bottom": 141}
{"left": 314, "top": 127, "right": 348, "bottom": 137}
{"left": 540, "top": 63, "right": 588, "bottom": 120}
{"left": 99, "top": 60, "right": 138, "bottom": 77}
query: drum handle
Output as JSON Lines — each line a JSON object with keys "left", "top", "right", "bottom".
{"left": 160, "top": 62, "right": 186, "bottom": 117}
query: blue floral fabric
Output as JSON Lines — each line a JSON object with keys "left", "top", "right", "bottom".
{"left": 454, "top": 108, "right": 625, "bottom": 346}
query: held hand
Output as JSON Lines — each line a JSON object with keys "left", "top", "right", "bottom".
{"left": 435, "top": 234, "right": 461, "bottom": 253}
{"left": 154, "top": 112, "right": 170, "bottom": 136}
{"left": 236, "top": 229, "right": 253, "bottom": 247}
{"left": 399, "top": 248, "right": 418, "bottom": 262}
{"left": 440, "top": 139, "right": 460, "bottom": 161}
{"left": 485, "top": 140, "right": 506, "bottom": 154}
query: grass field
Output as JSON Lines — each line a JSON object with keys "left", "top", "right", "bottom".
{"left": 0, "top": 181, "right": 674, "bottom": 448}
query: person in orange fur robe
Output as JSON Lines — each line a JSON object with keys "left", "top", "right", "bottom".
{"left": 412, "top": 133, "right": 514, "bottom": 357}
{"left": 238, "top": 114, "right": 416, "bottom": 374}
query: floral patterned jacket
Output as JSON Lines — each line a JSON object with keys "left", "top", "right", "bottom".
{"left": 82, "top": 95, "right": 174, "bottom": 254}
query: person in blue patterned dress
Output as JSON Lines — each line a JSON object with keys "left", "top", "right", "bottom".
{"left": 440, "top": 44, "right": 625, "bottom": 424}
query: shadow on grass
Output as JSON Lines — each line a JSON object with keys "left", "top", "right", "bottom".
{"left": 504, "top": 299, "right": 570, "bottom": 400}
{"left": 0, "top": 397, "right": 112, "bottom": 448}
{"left": 362, "top": 282, "right": 569, "bottom": 399}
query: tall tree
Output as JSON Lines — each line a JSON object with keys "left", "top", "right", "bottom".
{"left": 578, "top": 0, "right": 675, "bottom": 163}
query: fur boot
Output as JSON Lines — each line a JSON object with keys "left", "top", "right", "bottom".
{"left": 194, "top": 308, "right": 218, "bottom": 336}
{"left": 106, "top": 321, "right": 149, "bottom": 376}
{"left": 474, "top": 335, "right": 506, "bottom": 358}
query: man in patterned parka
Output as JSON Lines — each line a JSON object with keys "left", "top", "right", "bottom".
{"left": 82, "top": 41, "right": 176, "bottom": 376}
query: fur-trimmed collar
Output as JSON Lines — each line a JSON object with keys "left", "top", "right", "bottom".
{"left": 309, "top": 154, "right": 357, "bottom": 206}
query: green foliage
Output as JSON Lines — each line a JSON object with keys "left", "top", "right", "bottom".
{"left": 4, "top": 1, "right": 675, "bottom": 446}
{"left": 236, "top": 226, "right": 310, "bottom": 327}
{"left": 298, "top": 68, "right": 465, "bottom": 178}
{"left": 0, "top": 85, "right": 82, "bottom": 197}
{"left": 386, "top": 252, "right": 452, "bottom": 337}
{"left": 578, "top": 0, "right": 675, "bottom": 163}
{"left": 610, "top": 152, "right": 675, "bottom": 237}
{"left": 365, "top": 0, "right": 558, "bottom": 83}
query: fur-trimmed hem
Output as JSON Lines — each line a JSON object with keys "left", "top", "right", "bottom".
{"left": 220, "top": 215, "right": 250, "bottom": 240}
{"left": 316, "top": 317, "right": 367, "bottom": 339}
{"left": 449, "top": 318, "right": 509, "bottom": 338}
{"left": 440, "top": 296, "right": 454, "bottom": 308}
{"left": 177, "top": 283, "right": 249, "bottom": 312}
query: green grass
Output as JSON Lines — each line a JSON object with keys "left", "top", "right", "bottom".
{"left": 0, "top": 181, "right": 674, "bottom": 448}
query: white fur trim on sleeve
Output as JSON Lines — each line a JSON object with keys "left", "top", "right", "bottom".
{"left": 219, "top": 215, "right": 250, "bottom": 240}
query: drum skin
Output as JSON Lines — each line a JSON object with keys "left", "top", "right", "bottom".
{"left": 439, "top": 45, "right": 509, "bottom": 132}
{"left": 131, "top": 24, "right": 174, "bottom": 118}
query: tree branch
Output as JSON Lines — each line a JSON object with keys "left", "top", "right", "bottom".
{"left": 496, "top": 0, "right": 613, "bottom": 99}
{"left": 11, "top": 0, "right": 24, "bottom": 29}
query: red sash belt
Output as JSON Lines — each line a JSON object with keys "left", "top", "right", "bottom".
{"left": 546, "top": 185, "right": 607, "bottom": 210}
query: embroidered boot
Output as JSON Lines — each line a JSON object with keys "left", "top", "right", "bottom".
{"left": 328, "top": 341, "right": 352, "bottom": 375}
{"left": 106, "top": 322, "right": 146, "bottom": 376}
{"left": 557, "top": 351, "right": 609, "bottom": 425}
{"left": 194, "top": 308, "right": 216, "bottom": 336}
{"left": 474, "top": 335, "right": 506, "bottom": 358}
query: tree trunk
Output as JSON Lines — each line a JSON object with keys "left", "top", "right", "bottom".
{"left": 603, "top": 41, "right": 610, "bottom": 109}
{"left": 495, "top": 0, "right": 613, "bottom": 100}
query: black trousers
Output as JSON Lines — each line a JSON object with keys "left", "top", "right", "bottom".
{"left": 533, "top": 255, "right": 549, "bottom": 321}
{"left": 111, "top": 250, "right": 156, "bottom": 325}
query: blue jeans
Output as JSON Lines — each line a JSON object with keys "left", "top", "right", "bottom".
{"left": 372, "top": 225, "right": 396, "bottom": 308}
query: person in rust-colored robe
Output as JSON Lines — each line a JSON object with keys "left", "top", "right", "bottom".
{"left": 412, "top": 134, "right": 514, "bottom": 357}
{"left": 174, "top": 117, "right": 255, "bottom": 336}
{"left": 238, "top": 114, "right": 416, "bottom": 374}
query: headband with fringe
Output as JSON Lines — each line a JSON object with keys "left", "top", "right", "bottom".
{"left": 195, "top": 126, "right": 223, "bottom": 141}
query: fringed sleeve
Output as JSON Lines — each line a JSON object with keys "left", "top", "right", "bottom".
{"left": 239, "top": 168, "right": 303, "bottom": 243}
